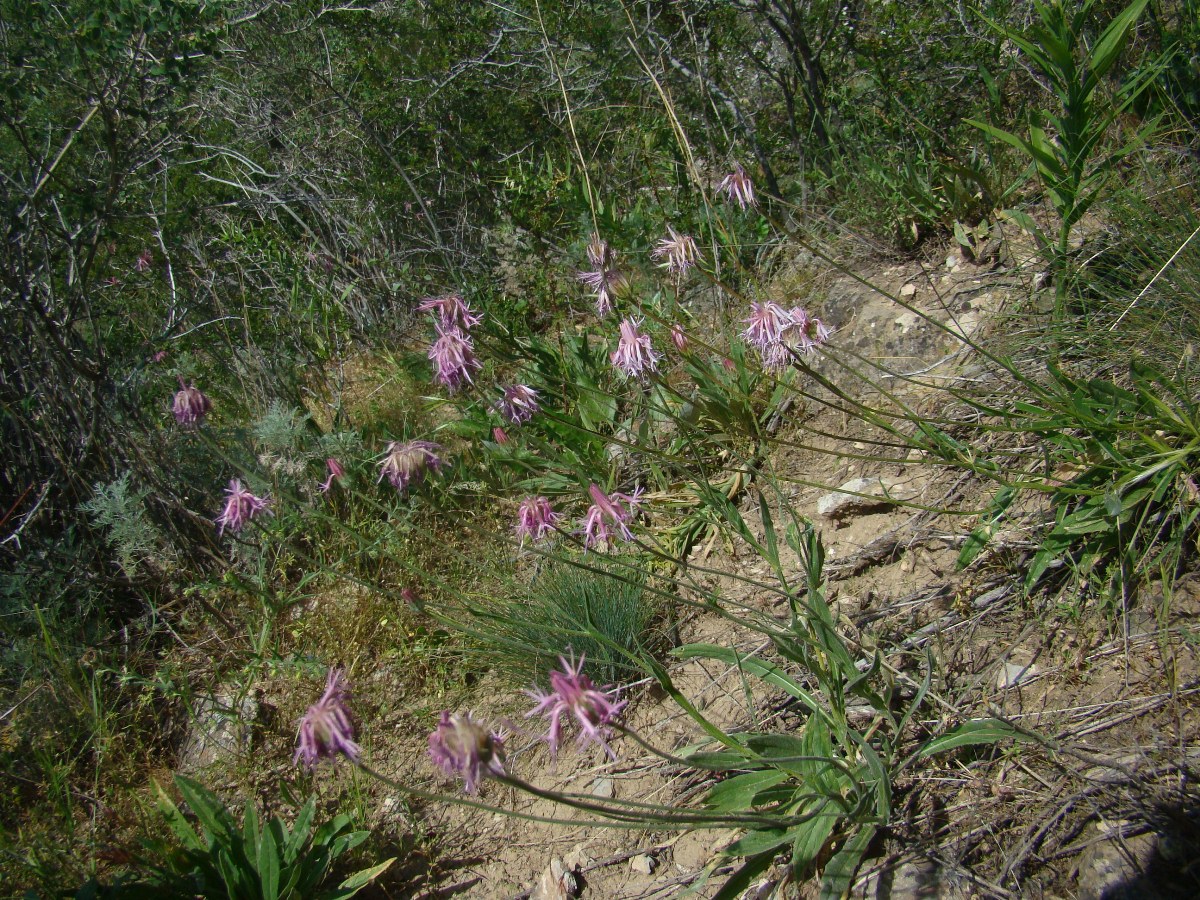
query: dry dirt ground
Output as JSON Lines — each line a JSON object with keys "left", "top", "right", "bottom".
{"left": 189, "top": 237, "right": 1200, "bottom": 898}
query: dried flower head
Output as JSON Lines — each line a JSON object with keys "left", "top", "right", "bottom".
{"left": 526, "top": 653, "right": 627, "bottom": 758}
{"left": 172, "top": 377, "right": 212, "bottom": 427}
{"left": 718, "top": 164, "right": 756, "bottom": 209}
{"left": 610, "top": 317, "right": 660, "bottom": 381}
{"left": 295, "top": 668, "right": 361, "bottom": 768}
{"left": 762, "top": 307, "right": 831, "bottom": 371}
{"left": 581, "top": 483, "right": 641, "bottom": 550}
{"left": 578, "top": 235, "right": 627, "bottom": 316}
{"left": 379, "top": 440, "right": 444, "bottom": 492}
{"left": 319, "top": 458, "right": 345, "bottom": 494}
{"left": 516, "top": 496, "right": 560, "bottom": 545}
{"left": 428, "top": 326, "right": 482, "bottom": 392}
{"left": 417, "top": 293, "right": 482, "bottom": 331}
{"left": 496, "top": 384, "right": 540, "bottom": 424}
{"left": 428, "top": 710, "right": 506, "bottom": 794}
{"left": 215, "top": 479, "right": 271, "bottom": 535}
{"left": 652, "top": 227, "right": 701, "bottom": 274}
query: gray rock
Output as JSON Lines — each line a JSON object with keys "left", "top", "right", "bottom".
{"left": 630, "top": 853, "right": 656, "bottom": 875}
{"left": 818, "top": 477, "right": 915, "bottom": 520}
{"left": 179, "top": 691, "right": 258, "bottom": 772}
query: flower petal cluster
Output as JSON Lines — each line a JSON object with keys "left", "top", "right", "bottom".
{"left": 718, "top": 164, "right": 756, "bottom": 209}
{"left": 379, "top": 440, "right": 444, "bottom": 492}
{"left": 215, "top": 479, "right": 271, "bottom": 535}
{"left": 428, "top": 710, "right": 506, "bottom": 794}
{"left": 670, "top": 323, "right": 688, "bottom": 352}
{"left": 319, "top": 458, "right": 345, "bottom": 494}
{"left": 749, "top": 304, "right": 831, "bottom": 372}
{"left": 295, "top": 668, "right": 361, "bottom": 768}
{"left": 652, "top": 227, "right": 701, "bottom": 274}
{"left": 417, "top": 293, "right": 482, "bottom": 331}
{"left": 610, "top": 317, "right": 660, "bottom": 380}
{"left": 172, "top": 377, "right": 212, "bottom": 427}
{"left": 516, "top": 496, "right": 560, "bottom": 545}
{"left": 581, "top": 483, "right": 642, "bottom": 550}
{"left": 577, "top": 235, "right": 627, "bottom": 316}
{"left": 526, "top": 654, "right": 627, "bottom": 758}
{"left": 428, "top": 326, "right": 481, "bottom": 392}
{"left": 496, "top": 384, "right": 540, "bottom": 424}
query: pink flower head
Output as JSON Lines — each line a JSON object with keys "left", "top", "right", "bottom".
{"left": 581, "top": 483, "right": 642, "bottom": 550}
{"left": 670, "top": 323, "right": 688, "bottom": 352}
{"left": 578, "top": 235, "right": 627, "bottom": 316}
{"left": 526, "top": 653, "right": 627, "bottom": 758}
{"left": 135, "top": 248, "right": 153, "bottom": 272}
{"left": 150, "top": 350, "right": 168, "bottom": 364}
{"left": 379, "top": 440, "right": 444, "bottom": 492}
{"left": 428, "top": 326, "right": 482, "bottom": 391}
{"left": 718, "top": 164, "right": 756, "bottom": 209}
{"left": 215, "top": 479, "right": 271, "bottom": 535}
{"left": 496, "top": 384, "right": 540, "bottom": 424}
{"left": 741, "top": 301, "right": 791, "bottom": 353}
{"left": 428, "top": 710, "right": 506, "bottom": 794}
{"left": 319, "top": 458, "right": 345, "bottom": 493}
{"left": 417, "top": 293, "right": 482, "bottom": 331}
{"left": 492, "top": 426, "right": 510, "bottom": 445}
{"left": 516, "top": 496, "right": 560, "bottom": 545}
{"left": 610, "top": 317, "right": 661, "bottom": 381}
{"left": 172, "top": 376, "right": 212, "bottom": 427}
{"left": 652, "top": 227, "right": 701, "bottom": 274}
{"left": 762, "top": 307, "right": 831, "bottom": 371}
{"left": 295, "top": 668, "right": 361, "bottom": 768}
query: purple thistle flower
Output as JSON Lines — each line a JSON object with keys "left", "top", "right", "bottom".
{"left": 319, "top": 458, "right": 345, "bottom": 494}
{"left": 295, "top": 668, "right": 361, "bottom": 768}
{"left": 581, "top": 483, "right": 641, "bottom": 550}
{"left": 578, "top": 235, "right": 627, "bottom": 316}
{"left": 172, "top": 376, "right": 212, "bottom": 427}
{"left": 428, "top": 710, "right": 506, "bottom": 794}
{"left": 516, "top": 496, "right": 560, "bottom": 545}
{"left": 741, "top": 301, "right": 792, "bottom": 354}
{"left": 496, "top": 384, "right": 540, "bottom": 425}
{"left": 670, "top": 323, "right": 688, "bottom": 352}
{"left": 428, "top": 325, "right": 482, "bottom": 392}
{"left": 652, "top": 227, "right": 701, "bottom": 274}
{"left": 215, "top": 479, "right": 271, "bottom": 535}
{"left": 526, "top": 653, "right": 627, "bottom": 759}
{"left": 718, "top": 164, "right": 757, "bottom": 209}
{"left": 135, "top": 248, "right": 153, "bottom": 273}
{"left": 610, "top": 317, "right": 661, "bottom": 380}
{"left": 417, "top": 293, "right": 482, "bottom": 331}
{"left": 379, "top": 440, "right": 444, "bottom": 492}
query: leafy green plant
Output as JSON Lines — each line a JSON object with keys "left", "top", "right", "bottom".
{"left": 144, "top": 776, "right": 394, "bottom": 899}
{"left": 969, "top": 0, "right": 1160, "bottom": 317}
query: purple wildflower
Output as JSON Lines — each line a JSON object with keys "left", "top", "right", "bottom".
{"left": 670, "top": 323, "right": 688, "bottom": 352}
{"left": 428, "top": 710, "right": 506, "bottom": 794}
{"left": 379, "top": 440, "right": 444, "bottom": 492}
{"left": 417, "top": 293, "right": 482, "bottom": 331}
{"left": 493, "top": 426, "right": 510, "bottom": 445}
{"left": 172, "top": 376, "right": 212, "bottom": 427}
{"left": 526, "top": 654, "right": 627, "bottom": 758}
{"left": 319, "top": 458, "right": 345, "bottom": 494}
{"left": 610, "top": 317, "right": 661, "bottom": 380}
{"left": 718, "top": 164, "right": 756, "bottom": 209}
{"left": 215, "top": 479, "right": 271, "bottom": 535}
{"left": 295, "top": 668, "right": 361, "bottom": 768}
{"left": 581, "top": 483, "right": 642, "bottom": 550}
{"left": 741, "top": 301, "right": 791, "bottom": 354}
{"left": 516, "top": 496, "right": 560, "bottom": 545}
{"left": 652, "top": 227, "right": 701, "bottom": 274}
{"left": 135, "top": 249, "right": 153, "bottom": 273}
{"left": 428, "top": 326, "right": 482, "bottom": 391}
{"left": 577, "top": 236, "right": 627, "bottom": 316}
{"left": 762, "top": 307, "right": 831, "bottom": 372}
{"left": 496, "top": 384, "right": 540, "bottom": 424}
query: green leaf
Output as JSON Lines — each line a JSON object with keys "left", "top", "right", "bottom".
{"left": 722, "top": 828, "right": 795, "bottom": 858}
{"left": 1085, "top": 0, "right": 1150, "bottom": 90}
{"left": 153, "top": 782, "right": 205, "bottom": 852}
{"left": 791, "top": 808, "right": 839, "bottom": 880}
{"left": 917, "top": 718, "right": 1032, "bottom": 758}
{"left": 957, "top": 486, "right": 1017, "bottom": 569}
{"left": 283, "top": 798, "right": 316, "bottom": 864}
{"left": 704, "top": 770, "right": 789, "bottom": 813}
{"left": 258, "top": 822, "right": 280, "bottom": 900}
{"left": 711, "top": 848, "right": 782, "bottom": 900}
{"left": 819, "top": 825, "right": 876, "bottom": 900}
